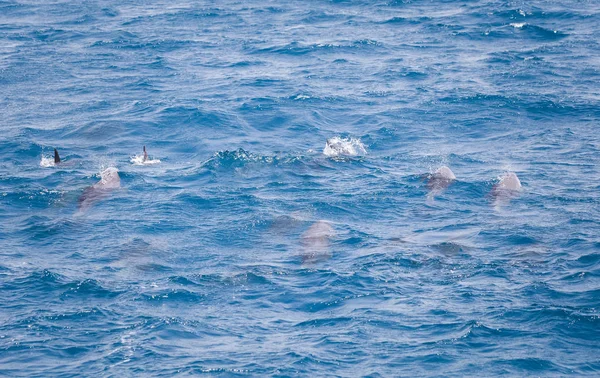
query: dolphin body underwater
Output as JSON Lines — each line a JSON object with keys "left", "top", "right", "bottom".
{"left": 78, "top": 167, "right": 121, "bottom": 211}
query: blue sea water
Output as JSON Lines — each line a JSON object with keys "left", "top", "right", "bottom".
{"left": 1, "top": 0, "right": 600, "bottom": 375}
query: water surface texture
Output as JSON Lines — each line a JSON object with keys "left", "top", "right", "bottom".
{"left": 1, "top": 0, "right": 600, "bottom": 376}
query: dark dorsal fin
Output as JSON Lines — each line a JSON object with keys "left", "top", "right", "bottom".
{"left": 54, "top": 148, "right": 61, "bottom": 164}
{"left": 143, "top": 145, "right": 148, "bottom": 161}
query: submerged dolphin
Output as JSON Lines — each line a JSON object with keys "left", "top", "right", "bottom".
{"left": 426, "top": 166, "right": 456, "bottom": 201}
{"left": 54, "top": 148, "right": 61, "bottom": 164}
{"left": 78, "top": 167, "right": 121, "bottom": 211}
{"left": 143, "top": 146, "right": 148, "bottom": 162}
{"left": 491, "top": 172, "right": 522, "bottom": 207}
{"left": 301, "top": 220, "right": 335, "bottom": 264}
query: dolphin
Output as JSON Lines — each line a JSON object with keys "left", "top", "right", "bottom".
{"left": 46, "top": 148, "right": 77, "bottom": 167}
{"left": 491, "top": 172, "right": 522, "bottom": 207}
{"left": 301, "top": 220, "right": 335, "bottom": 264}
{"left": 494, "top": 172, "right": 522, "bottom": 191}
{"left": 78, "top": 167, "right": 121, "bottom": 211}
{"left": 40, "top": 148, "right": 62, "bottom": 167}
{"left": 131, "top": 145, "right": 160, "bottom": 165}
{"left": 426, "top": 166, "right": 456, "bottom": 201}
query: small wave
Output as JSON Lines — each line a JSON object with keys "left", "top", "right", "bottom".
{"left": 130, "top": 154, "right": 161, "bottom": 166}
{"left": 381, "top": 17, "right": 424, "bottom": 25}
{"left": 253, "top": 40, "right": 381, "bottom": 56}
{"left": 323, "top": 137, "right": 367, "bottom": 157}
{"left": 293, "top": 94, "right": 312, "bottom": 101}
{"left": 40, "top": 155, "right": 55, "bottom": 168}
{"left": 202, "top": 148, "right": 258, "bottom": 170}
{"left": 201, "top": 148, "right": 302, "bottom": 171}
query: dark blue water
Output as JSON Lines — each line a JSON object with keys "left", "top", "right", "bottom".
{"left": 1, "top": 0, "right": 600, "bottom": 376}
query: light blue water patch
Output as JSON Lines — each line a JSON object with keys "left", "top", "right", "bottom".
{"left": 1, "top": 0, "right": 600, "bottom": 376}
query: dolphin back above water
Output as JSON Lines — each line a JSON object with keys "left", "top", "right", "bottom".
{"left": 426, "top": 165, "right": 456, "bottom": 201}
{"left": 96, "top": 167, "right": 121, "bottom": 189}
{"left": 301, "top": 220, "right": 335, "bottom": 263}
{"left": 131, "top": 145, "right": 160, "bottom": 165}
{"left": 491, "top": 172, "right": 522, "bottom": 208}
{"left": 43, "top": 148, "right": 78, "bottom": 168}
{"left": 434, "top": 166, "right": 456, "bottom": 180}
{"left": 78, "top": 167, "right": 121, "bottom": 210}
{"left": 495, "top": 172, "right": 522, "bottom": 191}
{"left": 428, "top": 166, "right": 456, "bottom": 188}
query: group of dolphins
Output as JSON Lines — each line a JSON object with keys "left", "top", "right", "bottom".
{"left": 426, "top": 165, "right": 522, "bottom": 201}
{"left": 50, "top": 142, "right": 523, "bottom": 260}
{"left": 299, "top": 161, "right": 522, "bottom": 262}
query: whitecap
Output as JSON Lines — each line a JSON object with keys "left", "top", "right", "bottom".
{"left": 323, "top": 137, "right": 367, "bottom": 157}
{"left": 294, "top": 94, "right": 311, "bottom": 100}
{"left": 511, "top": 23, "right": 526, "bottom": 28}
{"left": 130, "top": 154, "right": 161, "bottom": 165}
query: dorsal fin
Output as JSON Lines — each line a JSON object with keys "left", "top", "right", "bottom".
{"left": 143, "top": 145, "right": 148, "bottom": 161}
{"left": 54, "top": 148, "right": 61, "bottom": 164}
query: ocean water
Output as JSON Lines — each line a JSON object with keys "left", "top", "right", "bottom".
{"left": 1, "top": 0, "right": 599, "bottom": 376}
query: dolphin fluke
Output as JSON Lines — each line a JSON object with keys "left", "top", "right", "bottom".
{"left": 143, "top": 146, "right": 148, "bottom": 162}
{"left": 54, "top": 148, "right": 61, "bottom": 164}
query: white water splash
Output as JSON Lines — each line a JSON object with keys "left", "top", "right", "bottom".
{"left": 130, "top": 154, "right": 161, "bottom": 165}
{"left": 510, "top": 22, "right": 526, "bottom": 28}
{"left": 323, "top": 137, "right": 367, "bottom": 157}
{"left": 40, "top": 155, "right": 55, "bottom": 167}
